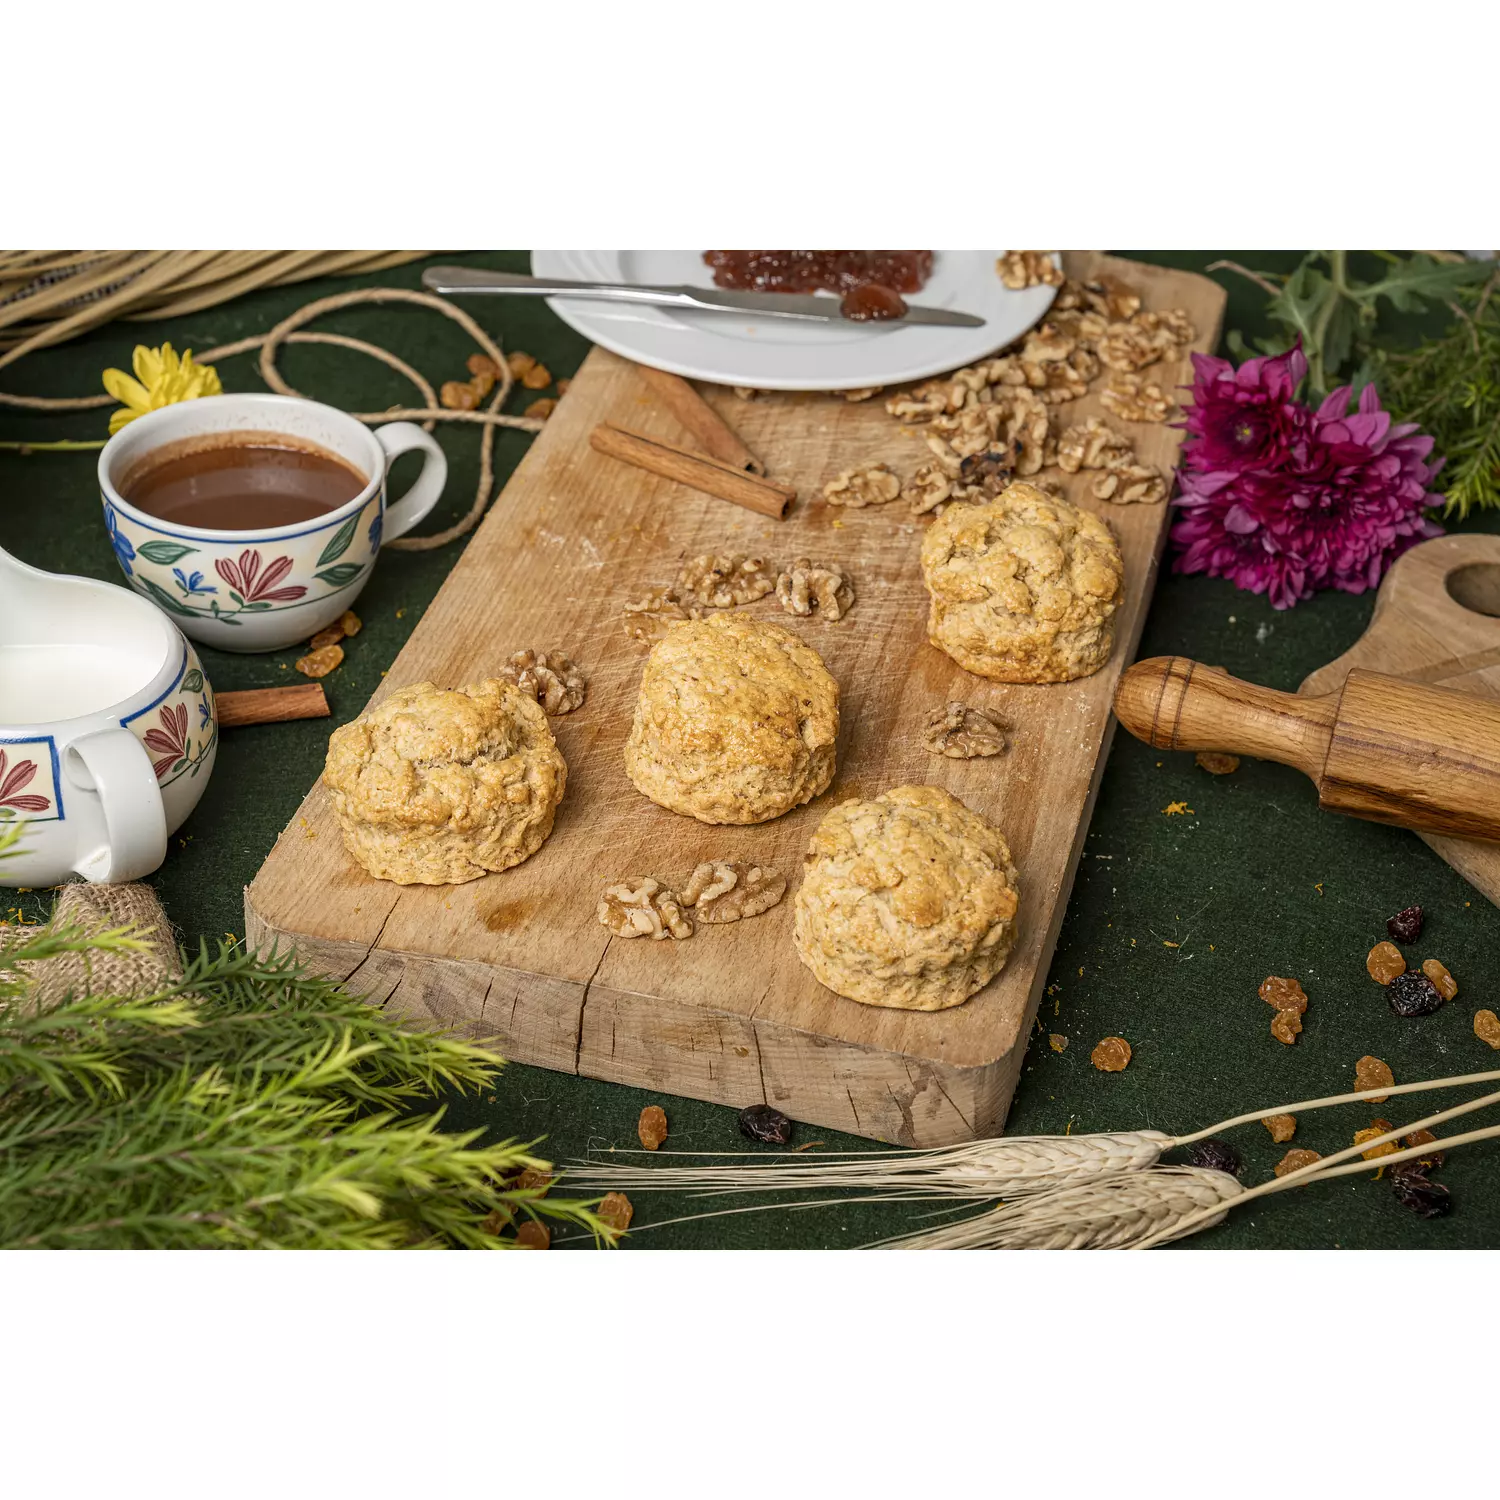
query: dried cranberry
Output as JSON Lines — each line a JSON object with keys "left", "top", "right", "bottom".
{"left": 1390, "top": 1164, "right": 1452, "bottom": 1219}
{"left": 1386, "top": 970, "right": 1445, "bottom": 1018}
{"left": 1184, "top": 1138, "right": 1242, "bottom": 1177}
{"left": 1386, "top": 905, "right": 1424, "bottom": 943}
{"left": 738, "top": 1103, "right": 794, "bottom": 1144}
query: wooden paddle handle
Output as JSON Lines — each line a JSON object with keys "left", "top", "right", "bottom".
{"left": 1114, "top": 655, "right": 1500, "bottom": 843}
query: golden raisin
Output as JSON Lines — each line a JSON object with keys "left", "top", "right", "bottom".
{"left": 1475, "top": 1009, "right": 1500, "bottom": 1050}
{"left": 597, "top": 1191, "right": 634, "bottom": 1235}
{"left": 507, "top": 351, "right": 537, "bottom": 379}
{"left": 556, "top": 378, "right": 572, "bottom": 397}
{"left": 467, "top": 352, "right": 502, "bottom": 381}
{"left": 1262, "top": 1113, "right": 1297, "bottom": 1144}
{"left": 481, "top": 1207, "right": 512, "bottom": 1235}
{"left": 514, "top": 1220, "right": 551, "bottom": 1249}
{"left": 1270, "top": 1009, "right": 1302, "bottom": 1045}
{"left": 339, "top": 609, "right": 363, "bottom": 637}
{"left": 515, "top": 1167, "right": 552, "bottom": 1196}
{"left": 309, "top": 624, "right": 345, "bottom": 651}
{"left": 1048, "top": 1034, "right": 1069, "bottom": 1054}
{"left": 1090, "top": 1036, "right": 1132, "bottom": 1072}
{"left": 1275, "top": 1148, "right": 1322, "bottom": 1178}
{"left": 468, "top": 367, "right": 496, "bottom": 400}
{"left": 1403, "top": 1127, "right": 1446, "bottom": 1171}
{"left": 1353, "top": 1054, "right": 1394, "bottom": 1103}
{"left": 1421, "top": 958, "right": 1457, "bottom": 1000}
{"left": 1366, "top": 941, "right": 1406, "bottom": 984}
{"left": 1354, "top": 1123, "right": 1399, "bottom": 1162}
{"left": 637, "top": 1104, "right": 668, "bottom": 1151}
{"left": 295, "top": 643, "right": 343, "bottom": 678}
{"left": 525, "top": 397, "right": 557, "bottom": 420}
{"left": 521, "top": 361, "right": 553, "bottom": 390}
{"left": 440, "top": 378, "right": 480, "bottom": 411}
{"left": 1259, "top": 976, "right": 1308, "bottom": 1014}
{"left": 1195, "top": 751, "right": 1240, "bottom": 775}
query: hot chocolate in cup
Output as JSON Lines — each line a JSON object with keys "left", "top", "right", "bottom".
{"left": 97, "top": 393, "right": 447, "bottom": 653}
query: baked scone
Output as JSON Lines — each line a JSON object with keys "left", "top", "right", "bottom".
{"left": 920, "top": 482, "right": 1124, "bottom": 682}
{"left": 623, "top": 613, "right": 839, "bottom": 824}
{"left": 323, "top": 678, "right": 566, "bottom": 884}
{"left": 793, "top": 785, "right": 1019, "bottom": 1011}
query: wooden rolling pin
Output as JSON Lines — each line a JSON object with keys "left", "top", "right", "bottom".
{"left": 1114, "top": 656, "right": 1500, "bottom": 843}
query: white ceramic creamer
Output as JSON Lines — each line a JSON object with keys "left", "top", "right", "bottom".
{"left": 0, "top": 545, "right": 216, "bottom": 887}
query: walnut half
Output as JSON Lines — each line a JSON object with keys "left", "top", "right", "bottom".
{"left": 676, "top": 553, "right": 774, "bottom": 608}
{"left": 822, "top": 462, "right": 901, "bottom": 507}
{"left": 923, "top": 702, "right": 1008, "bottom": 759}
{"left": 622, "top": 586, "right": 703, "bottom": 643}
{"left": 500, "top": 650, "right": 586, "bottom": 714}
{"left": 598, "top": 878, "right": 694, "bottom": 940}
{"left": 997, "top": 251, "right": 1065, "bottom": 290}
{"left": 776, "top": 558, "right": 854, "bottom": 622}
{"left": 1099, "top": 373, "right": 1174, "bottom": 424}
{"left": 680, "top": 861, "right": 787, "bottom": 923}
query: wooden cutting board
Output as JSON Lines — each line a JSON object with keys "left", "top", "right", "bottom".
{"left": 1300, "top": 530, "right": 1500, "bottom": 907}
{"left": 245, "top": 253, "right": 1226, "bottom": 1147}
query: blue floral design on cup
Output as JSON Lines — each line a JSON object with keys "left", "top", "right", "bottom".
{"left": 104, "top": 502, "right": 136, "bottom": 576}
{"left": 368, "top": 511, "right": 383, "bottom": 551}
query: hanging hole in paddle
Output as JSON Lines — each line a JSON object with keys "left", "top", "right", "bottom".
{"left": 1445, "top": 563, "right": 1500, "bottom": 619}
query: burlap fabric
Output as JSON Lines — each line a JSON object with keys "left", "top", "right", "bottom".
{"left": 0, "top": 883, "right": 181, "bottom": 1004}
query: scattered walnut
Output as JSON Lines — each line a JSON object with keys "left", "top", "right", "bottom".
{"left": 622, "top": 585, "right": 701, "bottom": 641}
{"left": 1090, "top": 1036, "right": 1132, "bottom": 1073}
{"left": 1100, "top": 373, "right": 1174, "bottom": 423}
{"left": 843, "top": 386, "right": 883, "bottom": 402}
{"left": 525, "top": 397, "right": 557, "bottom": 421}
{"left": 680, "top": 861, "right": 787, "bottom": 923}
{"left": 339, "top": 610, "right": 363, "bottom": 637}
{"left": 1354, "top": 1054, "right": 1395, "bottom": 1103}
{"left": 1275, "top": 1148, "right": 1322, "bottom": 1179}
{"left": 508, "top": 352, "right": 537, "bottom": 380}
{"left": 1057, "top": 416, "right": 1132, "bottom": 474}
{"left": 1366, "top": 941, "right": 1406, "bottom": 984}
{"left": 1474, "top": 1009, "right": 1500, "bottom": 1049}
{"left": 1271, "top": 1009, "right": 1303, "bottom": 1045}
{"left": 637, "top": 1105, "right": 669, "bottom": 1151}
{"left": 513, "top": 1220, "right": 550, "bottom": 1249}
{"left": 1354, "top": 1122, "right": 1399, "bottom": 1164}
{"left": 500, "top": 649, "right": 586, "bottom": 714}
{"left": 440, "top": 379, "right": 481, "bottom": 411}
{"left": 732, "top": 386, "right": 763, "bottom": 401}
{"left": 923, "top": 702, "right": 1008, "bottom": 759}
{"left": 823, "top": 462, "right": 901, "bottom": 507}
{"left": 886, "top": 386, "right": 950, "bottom": 422}
{"left": 597, "top": 1191, "right": 634, "bottom": 1235}
{"left": 997, "top": 251, "right": 1064, "bottom": 290}
{"left": 1097, "top": 310, "right": 1195, "bottom": 372}
{"left": 902, "top": 462, "right": 954, "bottom": 515}
{"left": 776, "top": 558, "right": 854, "bottom": 621}
{"left": 1262, "top": 1113, "right": 1297, "bottom": 1144}
{"left": 1080, "top": 277, "right": 1142, "bottom": 321}
{"left": 957, "top": 447, "right": 1015, "bottom": 498}
{"left": 598, "top": 878, "right": 694, "bottom": 940}
{"left": 521, "top": 361, "right": 553, "bottom": 390}
{"left": 676, "top": 553, "right": 774, "bottom": 608}
{"left": 1091, "top": 459, "right": 1168, "bottom": 505}
{"left": 1259, "top": 976, "right": 1308, "bottom": 1014}
{"left": 295, "top": 644, "right": 343, "bottom": 678}
{"left": 1195, "top": 751, "right": 1240, "bottom": 775}
{"left": 310, "top": 623, "right": 345, "bottom": 651}
{"left": 1421, "top": 958, "right": 1457, "bottom": 1000}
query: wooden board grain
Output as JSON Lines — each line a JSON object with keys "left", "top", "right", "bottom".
{"left": 245, "top": 253, "right": 1227, "bottom": 1146}
{"left": 1300, "top": 531, "right": 1500, "bottom": 907}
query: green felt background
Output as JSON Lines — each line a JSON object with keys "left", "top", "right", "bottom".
{"left": 4, "top": 251, "right": 1497, "bottom": 1249}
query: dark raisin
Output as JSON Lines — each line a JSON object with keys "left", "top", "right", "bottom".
{"left": 1386, "top": 904, "right": 1424, "bottom": 944}
{"left": 1386, "top": 970, "right": 1445, "bottom": 1018}
{"left": 1184, "top": 1138, "right": 1242, "bottom": 1177}
{"left": 959, "top": 447, "right": 1014, "bottom": 496}
{"left": 1390, "top": 1164, "right": 1452, "bottom": 1219}
{"left": 738, "top": 1103, "right": 794, "bottom": 1145}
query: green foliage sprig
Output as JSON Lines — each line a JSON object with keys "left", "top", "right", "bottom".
{"left": 0, "top": 890, "right": 616, "bottom": 1249}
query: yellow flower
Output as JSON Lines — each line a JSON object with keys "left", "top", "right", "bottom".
{"left": 102, "top": 342, "right": 222, "bottom": 434}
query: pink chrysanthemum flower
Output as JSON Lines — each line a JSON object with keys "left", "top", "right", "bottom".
{"left": 1171, "top": 345, "right": 1444, "bottom": 609}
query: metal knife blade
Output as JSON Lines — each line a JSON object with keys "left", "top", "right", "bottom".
{"left": 680, "top": 286, "right": 986, "bottom": 328}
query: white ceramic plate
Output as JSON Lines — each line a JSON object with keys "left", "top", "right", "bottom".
{"left": 530, "top": 250, "right": 1059, "bottom": 391}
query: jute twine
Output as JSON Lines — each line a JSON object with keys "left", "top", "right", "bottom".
{"left": 0, "top": 287, "right": 548, "bottom": 551}
{"left": 0, "top": 883, "right": 180, "bottom": 1009}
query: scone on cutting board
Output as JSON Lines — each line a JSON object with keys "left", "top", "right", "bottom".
{"left": 624, "top": 612, "right": 839, "bottom": 824}
{"left": 793, "top": 785, "right": 1020, "bottom": 1011}
{"left": 323, "top": 678, "right": 566, "bottom": 884}
{"left": 921, "top": 481, "right": 1124, "bottom": 682}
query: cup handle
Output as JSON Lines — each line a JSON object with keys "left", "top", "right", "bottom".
{"left": 65, "top": 728, "right": 168, "bottom": 883}
{"left": 373, "top": 422, "right": 448, "bottom": 543}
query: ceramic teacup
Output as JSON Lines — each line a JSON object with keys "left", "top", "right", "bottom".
{"left": 0, "top": 546, "right": 216, "bottom": 888}
{"left": 97, "top": 393, "right": 447, "bottom": 653}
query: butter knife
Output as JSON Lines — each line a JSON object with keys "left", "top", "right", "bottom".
{"left": 421, "top": 266, "right": 986, "bottom": 328}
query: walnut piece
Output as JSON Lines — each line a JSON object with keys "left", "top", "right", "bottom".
{"left": 1091, "top": 460, "right": 1168, "bottom": 505}
{"left": 500, "top": 649, "right": 586, "bottom": 714}
{"left": 997, "top": 251, "right": 1064, "bottom": 290}
{"left": 622, "top": 586, "right": 703, "bottom": 642}
{"left": 922, "top": 702, "right": 1008, "bottom": 758}
{"left": 902, "top": 462, "right": 954, "bottom": 515}
{"left": 680, "top": 861, "right": 787, "bottom": 923}
{"left": 823, "top": 462, "right": 901, "bottom": 507}
{"left": 675, "top": 553, "right": 774, "bottom": 608}
{"left": 776, "top": 558, "right": 854, "bottom": 621}
{"left": 1100, "top": 373, "right": 1174, "bottom": 423}
{"left": 957, "top": 448, "right": 1014, "bottom": 497}
{"left": 1057, "top": 416, "right": 1132, "bottom": 473}
{"left": 598, "top": 877, "right": 693, "bottom": 940}
{"left": 1097, "top": 310, "right": 1196, "bottom": 372}
{"left": 842, "top": 386, "right": 883, "bottom": 402}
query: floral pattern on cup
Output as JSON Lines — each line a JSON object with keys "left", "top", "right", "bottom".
{"left": 0, "top": 746, "right": 53, "bottom": 816}
{"left": 103, "top": 493, "right": 381, "bottom": 631}
{"left": 121, "top": 645, "right": 216, "bottom": 790}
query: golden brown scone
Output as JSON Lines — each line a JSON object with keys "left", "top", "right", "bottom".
{"left": 920, "top": 482, "right": 1124, "bottom": 682}
{"left": 323, "top": 679, "right": 566, "bottom": 884}
{"left": 623, "top": 613, "right": 839, "bottom": 824}
{"left": 793, "top": 785, "right": 1019, "bottom": 1011}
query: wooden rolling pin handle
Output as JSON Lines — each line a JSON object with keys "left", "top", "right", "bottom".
{"left": 1113, "top": 656, "right": 1335, "bottom": 781}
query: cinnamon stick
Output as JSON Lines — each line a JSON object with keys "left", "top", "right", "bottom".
{"left": 589, "top": 423, "right": 795, "bottom": 520}
{"left": 633, "top": 364, "right": 765, "bottom": 475}
{"left": 217, "top": 683, "right": 330, "bottom": 728}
